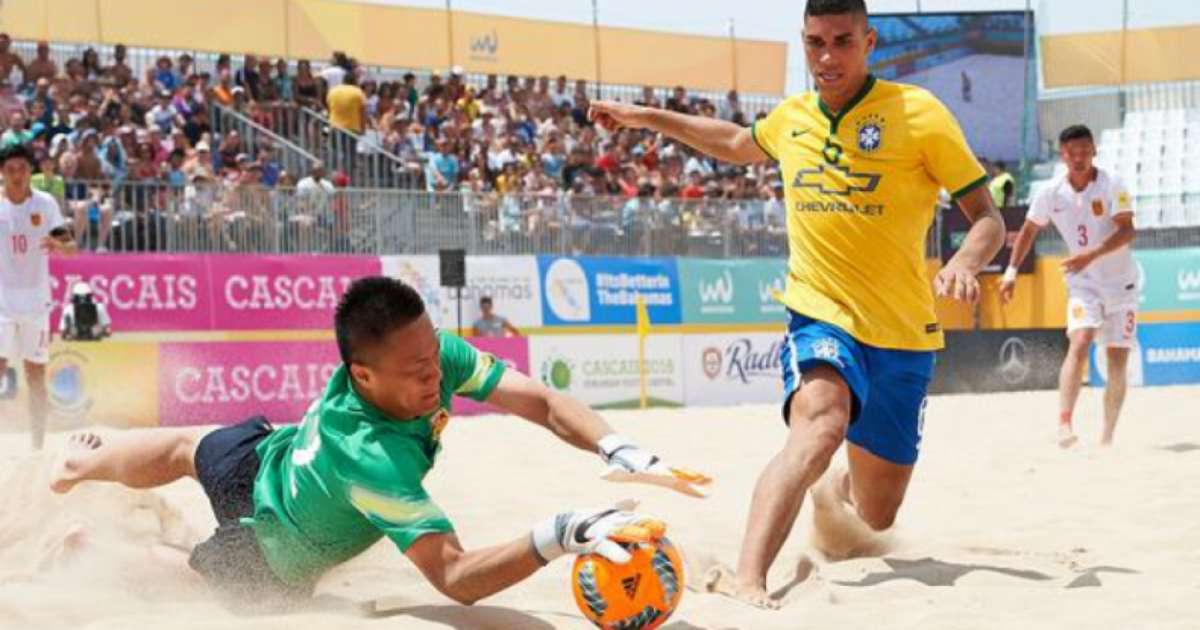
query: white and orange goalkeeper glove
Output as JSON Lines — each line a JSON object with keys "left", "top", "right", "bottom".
{"left": 597, "top": 434, "right": 712, "bottom": 498}
{"left": 531, "top": 500, "right": 665, "bottom": 565}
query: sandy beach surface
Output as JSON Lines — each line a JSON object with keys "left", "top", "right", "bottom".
{"left": 2, "top": 385, "right": 1198, "bottom": 629}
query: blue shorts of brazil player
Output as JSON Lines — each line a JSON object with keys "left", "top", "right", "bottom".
{"left": 779, "top": 311, "right": 935, "bottom": 466}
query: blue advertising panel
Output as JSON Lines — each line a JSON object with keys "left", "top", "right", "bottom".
{"left": 537, "top": 256, "right": 682, "bottom": 326}
{"left": 1090, "top": 322, "right": 1200, "bottom": 387}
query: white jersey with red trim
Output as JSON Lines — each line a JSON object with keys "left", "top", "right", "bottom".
{"left": 0, "top": 189, "right": 67, "bottom": 319}
{"left": 1026, "top": 167, "right": 1137, "bottom": 295}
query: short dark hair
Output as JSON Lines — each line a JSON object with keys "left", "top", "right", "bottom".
{"left": 0, "top": 143, "right": 36, "bottom": 167}
{"left": 805, "top": 0, "right": 869, "bottom": 19}
{"left": 335, "top": 276, "right": 426, "bottom": 366}
{"left": 1059, "top": 124, "right": 1094, "bottom": 145}
{"left": 480, "top": 296, "right": 493, "bottom": 305}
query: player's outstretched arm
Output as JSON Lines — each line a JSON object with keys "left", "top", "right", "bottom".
{"left": 935, "top": 186, "right": 1005, "bottom": 303}
{"left": 404, "top": 503, "right": 663, "bottom": 605}
{"left": 486, "top": 370, "right": 712, "bottom": 497}
{"left": 999, "top": 220, "right": 1043, "bottom": 304}
{"left": 588, "top": 100, "right": 767, "bottom": 165}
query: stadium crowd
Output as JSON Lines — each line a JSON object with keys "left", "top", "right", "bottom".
{"left": 1, "top": 36, "right": 791, "bottom": 255}
{"left": 0, "top": 34, "right": 1025, "bottom": 254}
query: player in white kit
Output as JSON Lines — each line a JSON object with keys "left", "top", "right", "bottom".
{"left": 0, "top": 144, "right": 76, "bottom": 449}
{"left": 1000, "top": 125, "right": 1137, "bottom": 447}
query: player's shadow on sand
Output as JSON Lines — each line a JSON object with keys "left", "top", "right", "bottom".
{"left": 834, "top": 557, "right": 1054, "bottom": 588}
{"left": 1162, "top": 442, "right": 1200, "bottom": 453}
{"left": 364, "top": 603, "right": 556, "bottom": 629}
{"left": 1066, "top": 566, "right": 1140, "bottom": 588}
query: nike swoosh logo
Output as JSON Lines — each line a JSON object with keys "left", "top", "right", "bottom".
{"left": 791, "top": 129, "right": 810, "bottom": 138}
{"left": 574, "top": 509, "right": 618, "bottom": 544}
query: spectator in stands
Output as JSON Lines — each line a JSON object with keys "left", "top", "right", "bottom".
{"left": 401, "top": 72, "right": 419, "bottom": 112}
{"left": 236, "top": 54, "right": 265, "bottom": 101}
{"left": 273, "top": 59, "right": 293, "bottom": 102}
{"left": 163, "top": 148, "right": 187, "bottom": 188}
{"left": 294, "top": 60, "right": 322, "bottom": 110}
{"left": 32, "top": 153, "right": 65, "bottom": 208}
{"left": 99, "top": 130, "right": 129, "bottom": 186}
{"left": 665, "top": 85, "right": 689, "bottom": 113}
{"left": 217, "top": 131, "right": 243, "bottom": 173}
{"left": 427, "top": 137, "right": 460, "bottom": 192}
{"left": 456, "top": 86, "right": 481, "bottom": 122}
{"left": 0, "top": 34, "right": 24, "bottom": 86}
{"left": 73, "top": 130, "right": 104, "bottom": 180}
{"left": 988, "top": 160, "right": 1015, "bottom": 208}
{"left": 146, "top": 90, "right": 181, "bottom": 134}
{"left": 107, "top": 44, "right": 133, "bottom": 87}
{"left": 29, "top": 77, "right": 54, "bottom": 123}
{"left": 551, "top": 75, "right": 573, "bottom": 109}
{"left": 182, "top": 105, "right": 211, "bottom": 147}
{"left": 151, "top": 56, "right": 176, "bottom": 91}
{"left": 78, "top": 182, "right": 115, "bottom": 252}
{"left": 293, "top": 160, "right": 334, "bottom": 250}
{"left": 321, "top": 52, "right": 350, "bottom": 88}
{"left": 177, "top": 54, "right": 194, "bottom": 86}
{"left": 472, "top": 296, "right": 521, "bottom": 338}
{"left": 0, "top": 110, "right": 33, "bottom": 148}
{"left": 223, "top": 162, "right": 270, "bottom": 250}
{"left": 185, "top": 140, "right": 215, "bottom": 180}
{"left": 326, "top": 71, "right": 366, "bottom": 173}
{"left": 212, "top": 70, "right": 235, "bottom": 107}
{"left": 638, "top": 86, "right": 662, "bottom": 109}
{"left": 26, "top": 41, "right": 56, "bottom": 85}
{"left": 718, "top": 90, "right": 742, "bottom": 121}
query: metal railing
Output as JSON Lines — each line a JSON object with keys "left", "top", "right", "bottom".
{"left": 254, "top": 102, "right": 421, "bottom": 188}
{"left": 52, "top": 179, "right": 1197, "bottom": 257}
{"left": 208, "top": 103, "right": 319, "bottom": 182}
{"left": 292, "top": 106, "right": 417, "bottom": 188}
{"left": 58, "top": 180, "right": 794, "bottom": 256}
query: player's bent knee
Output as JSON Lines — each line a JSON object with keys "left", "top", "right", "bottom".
{"left": 856, "top": 502, "right": 899, "bottom": 531}
{"left": 171, "top": 430, "right": 207, "bottom": 478}
{"left": 784, "top": 413, "right": 846, "bottom": 470}
{"left": 853, "top": 488, "right": 904, "bottom": 531}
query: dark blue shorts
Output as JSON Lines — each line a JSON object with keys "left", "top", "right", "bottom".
{"left": 190, "top": 416, "right": 309, "bottom": 612}
{"left": 780, "top": 311, "right": 935, "bottom": 466}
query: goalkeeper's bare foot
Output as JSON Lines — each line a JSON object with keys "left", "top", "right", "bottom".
{"left": 49, "top": 432, "right": 103, "bottom": 494}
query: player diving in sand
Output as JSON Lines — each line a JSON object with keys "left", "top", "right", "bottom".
{"left": 49, "top": 276, "right": 711, "bottom": 613}
{"left": 589, "top": 0, "right": 1004, "bottom": 609}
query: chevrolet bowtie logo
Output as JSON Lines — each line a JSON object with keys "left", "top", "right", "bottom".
{"left": 792, "top": 164, "right": 881, "bottom": 196}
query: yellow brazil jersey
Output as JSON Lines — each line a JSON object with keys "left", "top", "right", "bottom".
{"left": 752, "top": 75, "right": 986, "bottom": 351}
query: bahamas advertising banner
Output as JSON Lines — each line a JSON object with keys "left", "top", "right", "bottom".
{"left": 1135, "top": 248, "right": 1200, "bottom": 313}
{"left": 1091, "top": 322, "right": 1200, "bottom": 387}
{"left": 537, "top": 256, "right": 682, "bottom": 327}
{"left": 677, "top": 258, "right": 788, "bottom": 324}
{"left": 682, "top": 333, "right": 783, "bottom": 406}
{"left": 530, "top": 335, "right": 684, "bottom": 408}
{"left": 380, "top": 255, "right": 544, "bottom": 331}
{"left": 448, "top": 255, "right": 543, "bottom": 331}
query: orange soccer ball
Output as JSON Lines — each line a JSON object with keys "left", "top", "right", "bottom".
{"left": 570, "top": 537, "right": 685, "bottom": 630}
